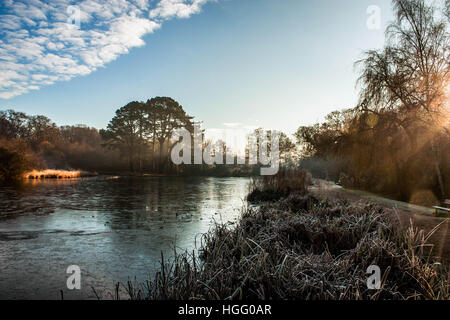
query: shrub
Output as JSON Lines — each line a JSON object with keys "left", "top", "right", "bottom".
{"left": 0, "top": 147, "right": 29, "bottom": 182}
{"left": 247, "top": 168, "right": 312, "bottom": 203}
{"left": 409, "top": 190, "right": 438, "bottom": 207}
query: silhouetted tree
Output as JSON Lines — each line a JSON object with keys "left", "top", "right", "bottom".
{"left": 101, "top": 98, "right": 193, "bottom": 173}
{"left": 0, "top": 110, "right": 30, "bottom": 139}
{"left": 100, "top": 102, "right": 147, "bottom": 172}
{"left": 145, "top": 97, "right": 193, "bottom": 172}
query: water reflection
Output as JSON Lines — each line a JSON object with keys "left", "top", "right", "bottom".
{"left": 0, "top": 176, "right": 249, "bottom": 299}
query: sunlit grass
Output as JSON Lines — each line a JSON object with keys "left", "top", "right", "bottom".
{"left": 24, "top": 169, "right": 81, "bottom": 179}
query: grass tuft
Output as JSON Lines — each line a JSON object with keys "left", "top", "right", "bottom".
{"left": 247, "top": 168, "right": 312, "bottom": 203}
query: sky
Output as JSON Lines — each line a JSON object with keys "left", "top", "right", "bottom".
{"left": 0, "top": 0, "right": 396, "bottom": 135}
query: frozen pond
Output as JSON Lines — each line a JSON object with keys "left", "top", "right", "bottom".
{"left": 0, "top": 176, "right": 250, "bottom": 299}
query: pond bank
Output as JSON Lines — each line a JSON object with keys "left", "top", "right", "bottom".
{"left": 310, "top": 180, "right": 450, "bottom": 264}
{"left": 125, "top": 188, "right": 449, "bottom": 300}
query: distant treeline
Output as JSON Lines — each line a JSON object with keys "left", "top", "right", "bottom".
{"left": 0, "top": 97, "right": 298, "bottom": 181}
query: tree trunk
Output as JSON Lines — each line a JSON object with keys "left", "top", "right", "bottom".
{"left": 431, "top": 138, "right": 446, "bottom": 199}
{"left": 152, "top": 131, "right": 156, "bottom": 172}
{"left": 159, "top": 140, "right": 164, "bottom": 173}
{"left": 138, "top": 131, "right": 143, "bottom": 174}
{"left": 128, "top": 153, "right": 134, "bottom": 172}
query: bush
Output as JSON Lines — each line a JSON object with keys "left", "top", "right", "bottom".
{"left": 409, "top": 190, "right": 438, "bottom": 207}
{"left": 247, "top": 168, "right": 312, "bottom": 203}
{"left": 0, "top": 147, "right": 29, "bottom": 182}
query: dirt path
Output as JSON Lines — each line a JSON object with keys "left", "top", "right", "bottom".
{"left": 310, "top": 180, "right": 450, "bottom": 264}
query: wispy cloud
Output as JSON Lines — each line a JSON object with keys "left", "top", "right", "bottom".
{"left": 0, "top": 0, "right": 210, "bottom": 99}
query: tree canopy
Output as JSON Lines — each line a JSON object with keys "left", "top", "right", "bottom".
{"left": 100, "top": 97, "right": 194, "bottom": 173}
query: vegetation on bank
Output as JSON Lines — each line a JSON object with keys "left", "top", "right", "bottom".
{"left": 247, "top": 168, "right": 312, "bottom": 203}
{"left": 119, "top": 169, "right": 448, "bottom": 300}
{"left": 0, "top": 146, "right": 32, "bottom": 182}
{"left": 124, "top": 200, "right": 449, "bottom": 300}
{"left": 0, "top": 111, "right": 125, "bottom": 182}
{"left": 24, "top": 169, "right": 97, "bottom": 180}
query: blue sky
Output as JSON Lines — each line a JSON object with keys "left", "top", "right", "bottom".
{"left": 0, "top": 0, "right": 395, "bottom": 134}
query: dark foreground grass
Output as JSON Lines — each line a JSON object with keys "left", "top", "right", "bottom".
{"left": 122, "top": 192, "right": 449, "bottom": 300}
{"left": 247, "top": 168, "right": 312, "bottom": 203}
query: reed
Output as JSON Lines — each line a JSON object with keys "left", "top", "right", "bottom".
{"left": 24, "top": 169, "right": 82, "bottom": 179}
{"left": 122, "top": 192, "right": 449, "bottom": 300}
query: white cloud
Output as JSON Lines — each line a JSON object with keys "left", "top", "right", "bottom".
{"left": 149, "top": 0, "right": 208, "bottom": 19}
{"left": 0, "top": 0, "right": 210, "bottom": 99}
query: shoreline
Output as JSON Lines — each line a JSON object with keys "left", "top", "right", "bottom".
{"left": 119, "top": 185, "right": 449, "bottom": 300}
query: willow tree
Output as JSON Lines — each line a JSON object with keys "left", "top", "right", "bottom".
{"left": 356, "top": 0, "right": 449, "bottom": 198}
{"left": 357, "top": 0, "right": 448, "bottom": 118}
